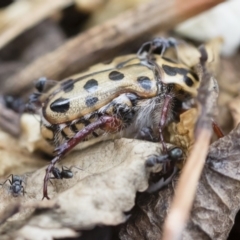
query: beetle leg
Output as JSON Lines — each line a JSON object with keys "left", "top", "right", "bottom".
{"left": 42, "top": 115, "right": 122, "bottom": 200}
{"left": 137, "top": 41, "right": 151, "bottom": 57}
{"left": 159, "top": 94, "right": 173, "bottom": 153}
{"left": 212, "top": 120, "right": 224, "bottom": 138}
{"left": 137, "top": 127, "right": 155, "bottom": 141}
{"left": 138, "top": 38, "right": 179, "bottom": 59}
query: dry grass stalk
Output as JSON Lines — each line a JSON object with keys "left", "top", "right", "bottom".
{"left": 0, "top": 0, "right": 74, "bottom": 50}
{"left": 1, "top": 0, "right": 225, "bottom": 95}
{"left": 163, "top": 130, "right": 211, "bottom": 240}
{"left": 162, "top": 47, "right": 219, "bottom": 240}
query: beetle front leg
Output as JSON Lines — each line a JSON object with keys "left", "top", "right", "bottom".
{"left": 159, "top": 94, "right": 173, "bottom": 153}
{"left": 42, "top": 115, "right": 122, "bottom": 200}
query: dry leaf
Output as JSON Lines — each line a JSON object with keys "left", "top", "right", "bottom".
{"left": 0, "top": 138, "right": 172, "bottom": 239}
{"left": 20, "top": 114, "right": 53, "bottom": 154}
{"left": 120, "top": 124, "right": 240, "bottom": 240}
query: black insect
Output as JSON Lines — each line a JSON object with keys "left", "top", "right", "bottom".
{"left": 50, "top": 166, "right": 82, "bottom": 180}
{"left": 146, "top": 147, "right": 184, "bottom": 193}
{"left": 0, "top": 174, "right": 25, "bottom": 197}
{"left": 146, "top": 147, "right": 184, "bottom": 169}
{"left": 3, "top": 95, "right": 25, "bottom": 113}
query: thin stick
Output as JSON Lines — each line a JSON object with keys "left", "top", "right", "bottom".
{"left": 162, "top": 45, "right": 219, "bottom": 240}
{"left": 162, "top": 129, "right": 211, "bottom": 240}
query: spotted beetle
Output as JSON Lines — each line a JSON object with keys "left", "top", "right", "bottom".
{"left": 30, "top": 38, "right": 200, "bottom": 199}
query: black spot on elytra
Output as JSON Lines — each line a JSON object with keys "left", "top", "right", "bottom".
{"left": 163, "top": 65, "right": 189, "bottom": 76}
{"left": 176, "top": 68, "right": 188, "bottom": 75}
{"left": 137, "top": 76, "right": 152, "bottom": 90}
{"left": 83, "top": 79, "right": 98, "bottom": 93}
{"left": 184, "top": 76, "right": 194, "bottom": 87}
{"left": 50, "top": 98, "right": 70, "bottom": 113}
{"left": 85, "top": 96, "right": 99, "bottom": 107}
{"left": 109, "top": 71, "right": 124, "bottom": 81}
{"left": 162, "top": 65, "right": 177, "bottom": 76}
{"left": 61, "top": 79, "right": 74, "bottom": 93}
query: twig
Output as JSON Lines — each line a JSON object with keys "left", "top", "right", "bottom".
{"left": 0, "top": 0, "right": 73, "bottom": 50}
{"left": 1, "top": 0, "right": 224, "bottom": 96}
{"left": 162, "top": 47, "right": 219, "bottom": 240}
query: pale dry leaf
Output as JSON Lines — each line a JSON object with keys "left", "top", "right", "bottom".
{"left": 20, "top": 114, "right": 53, "bottom": 154}
{"left": 0, "top": 138, "right": 170, "bottom": 239}
{"left": 228, "top": 95, "right": 240, "bottom": 128}
{"left": 120, "top": 124, "right": 240, "bottom": 240}
{"left": 16, "top": 225, "right": 79, "bottom": 240}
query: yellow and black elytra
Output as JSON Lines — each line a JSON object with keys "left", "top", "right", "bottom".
{"left": 29, "top": 38, "right": 200, "bottom": 199}
{"left": 38, "top": 55, "right": 199, "bottom": 147}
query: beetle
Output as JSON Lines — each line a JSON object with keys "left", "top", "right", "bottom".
{"left": 30, "top": 38, "right": 200, "bottom": 199}
{"left": 0, "top": 174, "right": 25, "bottom": 197}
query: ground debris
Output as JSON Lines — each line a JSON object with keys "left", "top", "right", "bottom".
{"left": 0, "top": 138, "right": 172, "bottom": 239}
{"left": 120, "top": 124, "right": 240, "bottom": 240}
